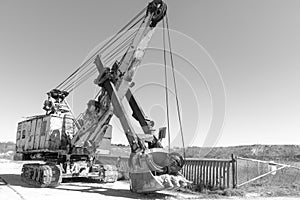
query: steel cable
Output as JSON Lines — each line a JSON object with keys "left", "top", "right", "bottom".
{"left": 60, "top": 15, "right": 144, "bottom": 91}
{"left": 166, "top": 14, "right": 186, "bottom": 159}
{"left": 65, "top": 31, "right": 137, "bottom": 92}
{"left": 162, "top": 18, "right": 171, "bottom": 153}
{"left": 56, "top": 7, "right": 147, "bottom": 90}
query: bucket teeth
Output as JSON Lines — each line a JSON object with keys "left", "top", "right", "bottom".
{"left": 128, "top": 149, "right": 191, "bottom": 193}
{"left": 160, "top": 174, "right": 174, "bottom": 188}
{"left": 170, "top": 175, "right": 180, "bottom": 188}
{"left": 177, "top": 173, "right": 192, "bottom": 187}
{"left": 158, "top": 174, "right": 190, "bottom": 189}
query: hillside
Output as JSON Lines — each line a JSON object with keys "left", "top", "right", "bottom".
{"left": 109, "top": 144, "right": 300, "bottom": 161}
{"left": 181, "top": 145, "right": 300, "bottom": 161}
{"left": 2, "top": 141, "right": 300, "bottom": 161}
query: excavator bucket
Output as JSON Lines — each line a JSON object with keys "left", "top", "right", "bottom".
{"left": 128, "top": 148, "right": 191, "bottom": 193}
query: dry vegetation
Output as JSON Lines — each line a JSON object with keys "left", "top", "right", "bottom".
{"left": 182, "top": 145, "right": 300, "bottom": 161}
{"left": 236, "top": 159, "right": 300, "bottom": 196}
{"left": 173, "top": 145, "right": 300, "bottom": 197}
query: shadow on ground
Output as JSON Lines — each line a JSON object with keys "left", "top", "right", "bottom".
{"left": 0, "top": 174, "right": 173, "bottom": 199}
{"left": 56, "top": 183, "right": 173, "bottom": 199}
{"left": 0, "top": 174, "right": 33, "bottom": 188}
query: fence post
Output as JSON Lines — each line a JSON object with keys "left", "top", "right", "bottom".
{"left": 231, "top": 154, "right": 237, "bottom": 188}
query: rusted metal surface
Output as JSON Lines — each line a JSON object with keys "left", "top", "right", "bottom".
{"left": 16, "top": 115, "right": 65, "bottom": 153}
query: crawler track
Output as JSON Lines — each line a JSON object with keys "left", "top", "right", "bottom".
{"left": 21, "top": 163, "right": 62, "bottom": 187}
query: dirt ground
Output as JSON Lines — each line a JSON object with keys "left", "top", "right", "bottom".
{"left": 0, "top": 159, "right": 299, "bottom": 200}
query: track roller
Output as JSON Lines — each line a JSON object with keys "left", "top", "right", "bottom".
{"left": 21, "top": 163, "right": 62, "bottom": 187}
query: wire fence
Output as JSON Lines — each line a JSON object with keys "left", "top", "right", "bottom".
{"left": 236, "top": 157, "right": 300, "bottom": 187}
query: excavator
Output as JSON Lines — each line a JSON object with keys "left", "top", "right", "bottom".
{"left": 16, "top": 0, "right": 190, "bottom": 193}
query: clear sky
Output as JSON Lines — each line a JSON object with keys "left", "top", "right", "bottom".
{"left": 1, "top": 0, "right": 300, "bottom": 147}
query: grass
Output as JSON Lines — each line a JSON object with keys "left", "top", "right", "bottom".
{"left": 180, "top": 158, "right": 300, "bottom": 197}
{"left": 236, "top": 159, "right": 300, "bottom": 196}
{"left": 237, "top": 160, "right": 300, "bottom": 186}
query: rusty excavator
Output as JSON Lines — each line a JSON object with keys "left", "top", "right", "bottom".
{"left": 16, "top": 0, "right": 190, "bottom": 193}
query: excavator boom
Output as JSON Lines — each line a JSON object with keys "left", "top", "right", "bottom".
{"left": 18, "top": 0, "right": 191, "bottom": 193}
{"left": 71, "top": 0, "right": 167, "bottom": 153}
{"left": 90, "top": 0, "right": 191, "bottom": 193}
